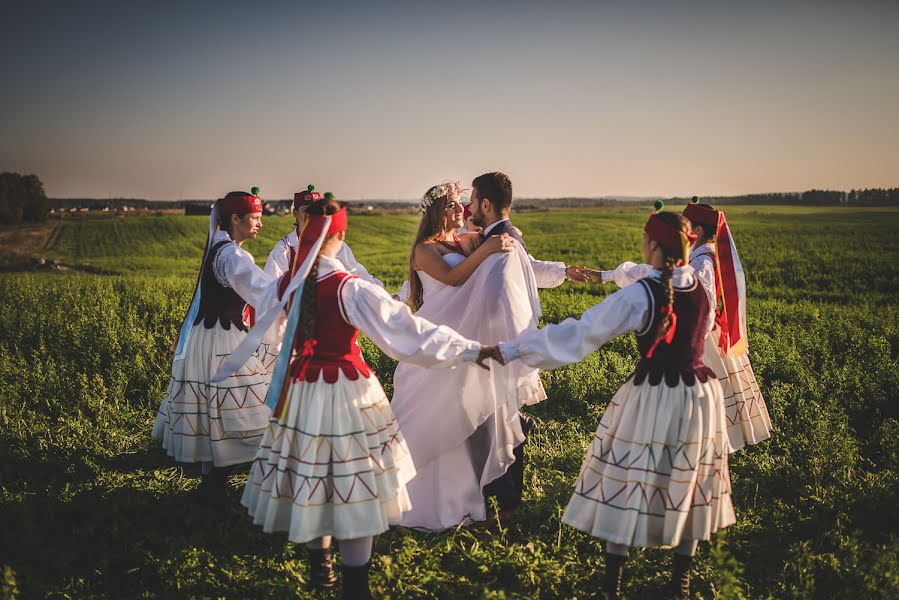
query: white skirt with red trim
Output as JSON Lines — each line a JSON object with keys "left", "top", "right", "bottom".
{"left": 241, "top": 370, "right": 416, "bottom": 543}
{"left": 562, "top": 375, "right": 735, "bottom": 548}
{"left": 703, "top": 328, "right": 772, "bottom": 452}
{"left": 152, "top": 323, "right": 272, "bottom": 467}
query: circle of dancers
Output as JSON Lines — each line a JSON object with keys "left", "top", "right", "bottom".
{"left": 152, "top": 173, "right": 771, "bottom": 599}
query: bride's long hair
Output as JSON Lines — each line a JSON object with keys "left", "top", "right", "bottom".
{"left": 407, "top": 185, "right": 455, "bottom": 311}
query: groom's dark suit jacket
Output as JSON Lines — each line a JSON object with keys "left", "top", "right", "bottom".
{"left": 481, "top": 219, "right": 527, "bottom": 253}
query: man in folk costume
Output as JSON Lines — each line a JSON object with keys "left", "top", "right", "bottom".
{"left": 484, "top": 207, "right": 735, "bottom": 599}
{"left": 153, "top": 191, "right": 287, "bottom": 495}
{"left": 215, "top": 195, "right": 494, "bottom": 598}
{"left": 466, "top": 172, "right": 591, "bottom": 523}
{"left": 257, "top": 185, "right": 383, "bottom": 368}
{"left": 681, "top": 199, "right": 771, "bottom": 450}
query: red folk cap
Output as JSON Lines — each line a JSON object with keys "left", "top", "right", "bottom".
{"left": 682, "top": 202, "right": 719, "bottom": 228}
{"left": 219, "top": 191, "right": 263, "bottom": 217}
{"left": 644, "top": 212, "right": 696, "bottom": 258}
{"left": 293, "top": 184, "right": 322, "bottom": 210}
{"left": 300, "top": 207, "right": 348, "bottom": 244}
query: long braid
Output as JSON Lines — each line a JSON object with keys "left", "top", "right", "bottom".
{"left": 298, "top": 196, "right": 341, "bottom": 343}
{"left": 651, "top": 255, "right": 678, "bottom": 348}
{"left": 300, "top": 257, "right": 319, "bottom": 340}
{"left": 648, "top": 211, "right": 690, "bottom": 351}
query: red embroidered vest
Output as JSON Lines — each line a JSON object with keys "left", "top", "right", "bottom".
{"left": 287, "top": 270, "right": 372, "bottom": 384}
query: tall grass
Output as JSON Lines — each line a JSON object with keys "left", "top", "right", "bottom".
{"left": 1, "top": 206, "right": 897, "bottom": 598}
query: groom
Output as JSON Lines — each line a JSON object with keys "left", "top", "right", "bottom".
{"left": 468, "top": 171, "right": 589, "bottom": 522}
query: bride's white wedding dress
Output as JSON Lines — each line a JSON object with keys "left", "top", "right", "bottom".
{"left": 392, "top": 248, "right": 547, "bottom": 531}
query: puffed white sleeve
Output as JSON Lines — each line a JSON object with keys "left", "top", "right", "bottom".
{"left": 340, "top": 277, "right": 480, "bottom": 367}
{"left": 601, "top": 261, "right": 655, "bottom": 288}
{"left": 337, "top": 243, "right": 384, "bottom": 288}
{"left": 690, "top": 254, "right": 717, "bottom": 333}
{"left": 529, "top": 255, "right": 568, "bottom": 288}
{"left": 263, "top": 239, "right": 290, "bottom": 279}
{"left": 395, "top": 279, "right": 410, "bottom": 303}
{"left": 499, "top": 283, "right": 651, "bottom": 370}
{"left": 215, "top": 245, "right": 283, "bottom": 314}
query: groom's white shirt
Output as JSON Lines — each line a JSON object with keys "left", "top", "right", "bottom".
{"left": 483, "top": 218, "right": 568, "bottom": 289}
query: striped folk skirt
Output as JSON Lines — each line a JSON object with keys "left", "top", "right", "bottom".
{"left": 703, "top": 328, "right": 772, "bottom": 452}
{"left": 153, "top": 324, "right": 271, "bottom": 467}
{"left": 241, "top": 370, "right": 416, "bottom": 543}
{"left": 562, "top": 376, "right": 735, "bottom": 548}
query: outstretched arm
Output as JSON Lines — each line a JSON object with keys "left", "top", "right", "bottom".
{"left": 528, "top": 256, "right": 593, "bottom": 288}
{"left": 340, "top": 278, "right": 482, "bottom": 368}
{"left": 598, "top": 261, "right": 656, "bottom": 288}
{"left": 413, "top": 234, "right": 515, "bottom": 287}
{"left": 337, "top": 242, "right": 384, "bottom": 288}
{"left": 499, "top": 284, "right": 651, "bottom": 370}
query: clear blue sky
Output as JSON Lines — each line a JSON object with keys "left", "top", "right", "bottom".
{"left": 2, "top": 0, "right": 897, "bottom": 200}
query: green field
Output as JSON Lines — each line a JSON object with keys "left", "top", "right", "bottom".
{"left": 1, "top": 206, "right": 898, "bottom": 599}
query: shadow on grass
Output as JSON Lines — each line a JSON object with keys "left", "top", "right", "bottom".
{"left": 0, "top": 449, "right": 289, "bottom": 598}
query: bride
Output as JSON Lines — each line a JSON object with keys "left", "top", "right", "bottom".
{"left": 392, "top": 182, "right": 546, "bottom": 531}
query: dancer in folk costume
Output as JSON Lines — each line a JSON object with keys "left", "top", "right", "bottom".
{"left": 153, "top": 191, "right": 284, "bottom": 493}
{"left": 488, "top": 208, "right": 735, "bottom": 599}
{"left": 595, "top": 200, "right": 771, "bottom": 451}
{"left": 228, "top": 196, "right": 490, "bottom": 598}
{"left": 256, "top": 185, "right": 383, "bottom": 368}
{"left": 681, "top": 199, "right": 771, "bottom": 450}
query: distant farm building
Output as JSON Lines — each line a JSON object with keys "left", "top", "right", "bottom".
{"left": 184, "top": 202, "right": 214, "bottom": 216}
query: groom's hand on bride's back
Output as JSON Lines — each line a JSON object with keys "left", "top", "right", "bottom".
{"left": 475, "top": 345, "right": 505, "bottom": 370}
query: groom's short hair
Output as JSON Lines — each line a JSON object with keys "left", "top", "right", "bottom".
{"left": 472, "top": 172, "right": 512, "bottom": 214}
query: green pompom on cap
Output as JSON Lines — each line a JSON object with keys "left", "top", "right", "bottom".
{"left": 308, "top": 184, "right": 315, "bottom": 191}
{"left": 251, "top": 186, "right": 260, "bottom": 196}
{"left": 654, "top": 199, "right": 665, "bottom": 212}
{"left": 324, "top": 192, "right": 335, "bottom": 200}
{"left": 691, "top": 195, "right": 699, "bottom": 203}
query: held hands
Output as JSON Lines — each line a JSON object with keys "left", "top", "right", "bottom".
{"left": 566, "top": 266, "right": 604, "bottom": 284}
{"left": 474, "top": 345, "right": 506, "bottom": 370}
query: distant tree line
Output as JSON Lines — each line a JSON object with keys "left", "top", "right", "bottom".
{"left": 671, "top": 188, "right": 899, "bottom": 206}
{"left": 0, "top": 173, "right": 49, "bottom": 224}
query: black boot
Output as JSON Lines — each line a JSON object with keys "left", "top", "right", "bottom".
{"left": 669, "top": 553, "right": 693, "bottom": 599}
{"left": 341, "top": 562, "right": 373, "bottom": 600}
{"left": 307, "top": 547, "right": 337, "bottom": 591}
{"left": 601, "top": 552, "right": 626, "bottom": 600}
{"left": 196, "top": 466, "right": 232, "bottom": 504}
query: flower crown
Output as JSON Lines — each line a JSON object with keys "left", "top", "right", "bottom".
{"left": 419, "top": 181, "right": 464, "bottom": 213}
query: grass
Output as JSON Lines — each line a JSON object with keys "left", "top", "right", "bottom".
{"left": 1, "top": 205, "right": 898, "bottom": 598}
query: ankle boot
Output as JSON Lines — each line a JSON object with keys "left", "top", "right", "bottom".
{"left": 341, "top": 562, "right": 373, "bottom": 600}
{"left": 307, "top": 547, "right": 337, "bottom": 590}
{"left": 669, "top": 553, "right": 693, "bottom": 599}
{"left": 601, "top": 552, "right": 626, "bottom": 599}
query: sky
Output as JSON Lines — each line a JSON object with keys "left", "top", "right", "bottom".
{"left": 1, "top": 0, "right": 897, "bottom": 200}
